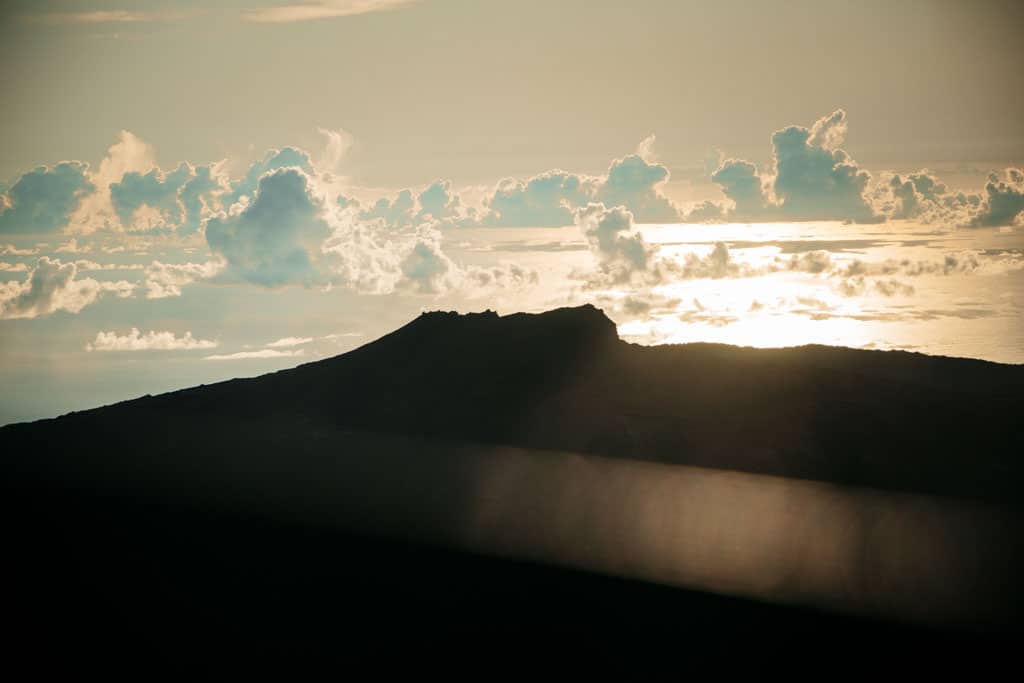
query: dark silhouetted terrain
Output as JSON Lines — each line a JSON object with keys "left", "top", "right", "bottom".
{"left": 4, "top": 305, "right": 1022, "bottom": 669}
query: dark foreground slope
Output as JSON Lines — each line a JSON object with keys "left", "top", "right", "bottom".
{"left": 3, "top": 306, "right": 1023, "bottom": 668}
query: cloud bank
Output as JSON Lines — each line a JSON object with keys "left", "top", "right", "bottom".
{"left": 0, "top": 257, "right": 133, "bottom": 319}
{"left": 693, "top": 110, "right": 1024, "bottom": 227}
{"left": 86, "top": 328, "right": 217, "bottom": 351}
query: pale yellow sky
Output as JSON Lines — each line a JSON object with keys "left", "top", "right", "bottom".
{"left": 1, "top": 0, "right": 1022, "bottom": 188}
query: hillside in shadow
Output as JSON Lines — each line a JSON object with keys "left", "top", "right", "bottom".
{"left": 8, "top": 304, "right": 1023, "bottom": 501}
{"left": 3, "top": 305, "right": 1022, "bottom": 668}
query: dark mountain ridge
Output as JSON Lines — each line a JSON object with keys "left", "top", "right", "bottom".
{"left": 8, "top": 304, "right": 1022, "bottom": 503}
{"left": 4, "top": 306, "right": 1023, "bottom": 668}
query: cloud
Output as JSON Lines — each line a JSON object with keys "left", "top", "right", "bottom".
{"left": 25, "top": 10, "right": 203, "bottom": 24}
{"left": 0, "top": 257, "right": 134, "bottom": 319}
{"left": 72, "top": 260, "right": 145, "bottom": 272}
{"left": 398, "top": 232, "right": 460, "bottom": 294}
{"left": 346, "top": 145, "right": 684, "bottom": 230}
{"left": 835, "top": 277, "right": 915, "bottom": 298}
{"left": 762, "top": 110, "right": 878, "bottom": 221}
{"left": 393, "top": 228, "right": 538, "bottom": 295}
{"left": 972, "top": 169, "right": 1024, "bottom": 227}
{"left": 143, "top": 260, "right": 224, "bottom": 298}
{"left": 68, "top": 130, "right": 159, "bottom": 234}
{"left": 574, "top": 203, "right": 675, "bottom": 286}
{"left": 86, "top": 328, "right": 217, "bottom": 352}
{"left": 0, "top": 244, "right": 39, "bottom": 256}
{"left": 677, "top": 242, "right": 743, "bottom": 279}
{"left": 594, "top": 291, "right": 682, "bottom": 318}
{"left": 110, "top": 162, "right": 224, "bottom": 234}
{"left": 479, "top": 150, "right": 683, "bottom": 227}
{"left": 204, "top": 349, "right": 305, "bottom": 361}
{"left": 594, "top": 153, "right": 682, "bottom": 223}
{"left": 266, "top": 336, "right": 314, "bottom": 348}
{"left": 694, "top": 110, "right": 881, "bottom": 223}
{"left": 678, "top": 299, "right": 739, "bottom": 327}
{"left": 242, "top": 0, "right": 418, "bottom": 23}
{"left": 416, "top": 180, "right": 464, "bottom": 222}
{"left": 359, "top": 189, "right": 417, "bottom": 227}
{"left": 316, "top": 127, "right": 355, "bottom": 174}
{"left": 709, "top": 159, "right": 766, "bottom": 219}
{"left": 688, "top": 110, "right": 1023, "bottom": 227}
{"left": 0, "top": 262, "right": 29, "bottom": 272}
{"left": 0, "top": 162, "right": 94, "bottom": 233}
{"left": 484, "top": 171, "right": 594, "bottom": 227}
{"left": 223, "top": 147, "right": 314, "bottom": 210}
{"left": 206, "top": 167, "right": 333, "bottom": 288}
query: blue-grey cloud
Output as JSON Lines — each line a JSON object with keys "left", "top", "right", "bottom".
{"left": 594, "top": 154, "right": 682, "bottom": 223}
{"left": 206, "top": 167, "right": 332, "bottom": 288}
{"left": 481, "top": 152, "right": 684, "bottom": 227}
{"left": 695, "top": 110, "right": 880, "bottom": 224}
{"left": 484, "top": 171, "right": 594, "bottom": 227}
{"left": 223, "top": 147, "right": 313, "bottom": 209}
{"left": 873, "top": 167, "right": 1024, "bottom": 227}
{"left": 0, "top": 162, "right": 94, "bottom": 234}
{"left": 693, "top": 110, "right": 1024, "bottom": 227}
{"left": 108, "top": 162, "right": 222, "bottom": 234}
{"left": 972, "top": 169, "right": 1024, "bottom": 227}
{"left": 339, "top": 180, "right": 468, "bottom": 228}
{"left": 416, "top": 180, "right": 463, "bottom": 222}
{"left": 709, "top": 159, "right": 768, "bottom": 220}
{"left": 359, "top": 188, "right": 415, "bottom": 226}
{"left": 0, "top": 256, "right": 133, "bottom": 319}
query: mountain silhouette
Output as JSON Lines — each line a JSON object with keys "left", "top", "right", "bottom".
{"left": 8, "top": 304, "right": 1022, "bottom": 500}
{"left": 3, "top": 305, "right": 1022, "bottom": 668}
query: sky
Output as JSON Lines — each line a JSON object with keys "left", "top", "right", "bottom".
{"left": 1, "top": 0, "right": 1023, "bottom": 424}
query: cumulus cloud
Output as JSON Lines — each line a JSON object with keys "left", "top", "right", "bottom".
{"left": 972, "top": 169, "right": 1024, "bottom": 227}
{"left": 770, "top": 110, "right": 878, "bottom": 222}
{"left": 206, "top": 167, "right": 333, "bottom": 288}
{"left": 358, "top": 188, "right": 417, "bottom": 227}
{"left": 574, "top": 203, "right": 686, "bottom": 286}
{"left": 576, "top": 203, "right": 657, "bottom": 285}
{"left": 416, "top": 180, "right": 464, "bottom": 222}
{"left": 143, "top": 260, "right": 224, "bottom": 298}
{"left": 484, "top": 171, "right": 594, "bottom": 227}
{"left": 68, "top": 130, "right": 159, "bottom": 234}
{"left": 480, "top": 150, "right": 683, "bottom": 227}
{"left": 85, "top": 328, "right": 217, "bottom": 352}
{"left": 223, "top": 147, "right": 314, "bottom": 211}
{"left": 594, "top": 153, "right": 681, "bottom": 223}
{"left": 205, "top": 160, "right": 537, "bottom": 297}
{"left": 0, "top": 257, "right": 134, "bottom": 319}
{"left": 393, "top": 228, "right": 538, "bottom": 295}
{"left": 110, "top": 162, "right": 224, "bottom": 234}
{"left": 695, "top": 110, "right": 880, "bottom": 224}
{"left": 0, "top": 162, "right": 94, "bottom": 233}
{"left": 348, "top": 144, "right": 686, "bottom": 230}
{"left": 691, "top": 110, "right": 1024, "bottom": 227}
